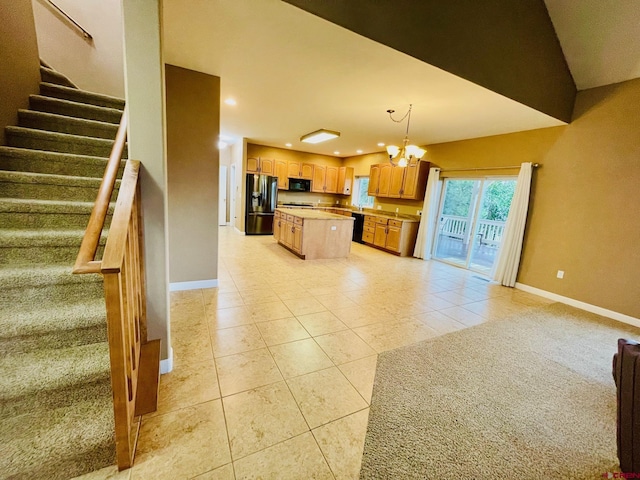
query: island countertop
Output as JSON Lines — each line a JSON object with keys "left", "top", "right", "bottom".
{"left": 275, "top": 208, "right": 354, "bottom": 221}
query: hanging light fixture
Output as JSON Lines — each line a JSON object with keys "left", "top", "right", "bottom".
{"left": 385, "top": 104, "right": 426, "bottom": 167}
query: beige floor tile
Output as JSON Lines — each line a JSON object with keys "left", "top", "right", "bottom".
{"left": 417, "top": 294, "right": 457, "bottom": 311}
{"left": 315, "top": 330, "right": 377, "bottom": 364}
{"left": 210, "top": 324, "right": 266, "bottom": 358}
{"left": 440, "top": 306, "right": 487, "bottom": 327}
{"left": 412, "top": 310, "right": 466, "bottom": 335}
{"left": 296, "top": 310, "right": 349, "bottom": 337}
{"left": 206, "top": 305, "right": 254, "bottom": 330}
{"left": 233, "top": 432, "right": 333, "bottom": 480}
{"left": 353, "top": 320, "right": 436, "bottom": 353}
{"left": 148, "top": 359, "right": 220, "bottom": 417}
{"left": 239, "top": 287, "right": 278, "bottom": 305}
{"left": 256, "top": 317, "right": 310, "bottom": 346}
{"left": 282, "top": 296, "right": 327, "bottom": 316}
{"left": 216, "top": 348, "right": 283, "bottom": 396}
{"left": 314, "top": 293, "right": 359, "bottom": 310}
{"left": 312, "top": 409, "right": 370, "bottom": 480}
{"left": 287, "top": 367, "right": 368, "bottom": 429}
{"left": 330, "top": 305, "right": 384, "bottom": 328}
{"left": 190, "top": 463, "right": 234, "bottom": 480}
{"left": 337, "top": 355, "right": 378, "bottom": 404}
{"left": 131, "top": 401, "right": 230, "bottom": 480}
{"left": 172, "top": 321, "right": 214, "bottom": 367}
{"left": 210, "top": 292, "right": 245, "bottom": 309}
{"left": 269, "top": 338, "right": 334, "bottom": 378}
{"left": 244, "top": 300, "right": 293, "bottom": 322}
{"left": 223, "top": 381, "right": 308, "bottom": 460}
{"left": 433, "top": 290, "right": 477, "bottom": 306}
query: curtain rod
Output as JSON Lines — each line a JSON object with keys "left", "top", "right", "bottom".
{"left": 438, "top": 163, "right": 539, "bottom": 172}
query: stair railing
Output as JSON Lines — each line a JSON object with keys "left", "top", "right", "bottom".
{"left": 74, "top": 107, "right": 155, "bottom": 470}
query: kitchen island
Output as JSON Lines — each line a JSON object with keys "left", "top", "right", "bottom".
{"left": 274, "top": 208, "right": 354, "bottom": 259}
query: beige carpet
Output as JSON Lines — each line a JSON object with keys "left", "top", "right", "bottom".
{"left": 360, "top": 303, "right": 640, "bottom": 479}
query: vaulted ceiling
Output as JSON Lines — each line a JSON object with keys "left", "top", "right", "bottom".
{"left": 162, "top": 0, "right": 640, "bottom": 157}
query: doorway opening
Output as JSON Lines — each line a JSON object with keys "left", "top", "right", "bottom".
{"left": 433, "top": 178, "right": 516, "bottom": 274}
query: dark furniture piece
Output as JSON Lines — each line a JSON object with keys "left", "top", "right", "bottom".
{"left": 613, "top": 338, "right": 640, "bottom": 473}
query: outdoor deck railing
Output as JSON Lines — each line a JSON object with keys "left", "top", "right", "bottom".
{"left": 440, "top": 215, "right": 505, "bottom": 247}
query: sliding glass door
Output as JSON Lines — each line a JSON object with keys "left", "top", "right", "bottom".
{"left": 433, "top": 178, "right": 516, "bottom": 273}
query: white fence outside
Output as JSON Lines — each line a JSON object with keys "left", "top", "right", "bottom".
{"left": 440, "top": 215, "right": 505, "bottom": 247}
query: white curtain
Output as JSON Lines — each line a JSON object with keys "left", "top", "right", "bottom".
{"left": 491, "top": 162, "right": 533, "bottom": 287}
{"left": 413, "top": 167, "right": 441, "bottom": 259}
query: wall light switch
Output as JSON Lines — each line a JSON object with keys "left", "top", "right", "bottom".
{"left": 377, "top": 205, "right": 382, "bottom": 210}
{"left": 556, "top": 270, "right": 564, "bottom": 279}
{"left": 331, "top": 225, "right": 337, "bottom": 231}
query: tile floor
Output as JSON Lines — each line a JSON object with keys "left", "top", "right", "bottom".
{"left": 76, "top": 227, "right": 552, "bottom": 480}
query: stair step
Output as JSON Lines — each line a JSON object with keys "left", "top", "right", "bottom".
{"left": 18, "top": 109, "right": 118, "bottom": 140}
{"left": 0, "top": 265, "right": 104, "bottom": 310}
{"left": 0, "top": 146, "right": 124, "bottom": 178}
{"left": 0, "top": 298, "right": 107, "bottom": 354}
{"left": 0, "top": 342, "right": 110, "bottom": 416}
{"left": 0, "top": 228, "right": 107, "bottom": 266}
{"left": 0, "top": 381, "right": 115, "bottom": 479}
{"left": 40, "top": 82, "right": 125, "bottom": 110}
{"left": 29, "top": 95, "right": 122, "bottom": 124}
{"left": 5, "top": 127, "right": 127, "bottom": 158}
{"left": 40, "top": 65, "right": 77, "bottom": 89}
{"left": 0, "top": 170, "right": 120, "bottom": 202}
{"left": 0, "top": 198, "right": 114, "bottom": 229}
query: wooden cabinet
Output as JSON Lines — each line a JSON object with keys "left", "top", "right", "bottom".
{"left": 362, "top": 215, "right": 419, "bottom": 257}
{"left": 337, "top": 167, "right": 354, "bottom": 195}
{"left": 273, "top": 211, "right": 281, "bottom": 242}
{"left": 275, "top": 159, "right": 288, "bottom": 190}
{"left": 247, "top": 157, "right": 274, "bottom": 175}
{"left": 288, "top": 161, "right": 314, "bottom": 179}
{"left": 312, "top": 165, "right": 339, "bottom": 193}
{"left": 367, "top": 161, "right": 430, "bottom": 200}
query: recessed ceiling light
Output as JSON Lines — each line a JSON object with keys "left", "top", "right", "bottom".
{"left": 334, "top": 151, "right": 340, "bottom": 155}
{"left": 285, "top": 143, "right": 292, "bottom": 147}
{"left": 224, "top": 98, "right": 237, "bottom": 106}
{"left": 356, "top": 149, "right": 363, "bottom": 154}
{"left": 300, "top": 129, "right": 340, "bottom": 144}
{"left": 377, "top": 142, "right": 385, "bottom": 147}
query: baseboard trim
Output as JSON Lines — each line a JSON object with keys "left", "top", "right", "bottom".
{"left": 160, "top": 347, "right": 173, "bottom": 375}
{"left": 515, "top": 282, "right": 640, "bottom": 328}
{"left": 169, "top": 279, "right": 219, "bottom": 291}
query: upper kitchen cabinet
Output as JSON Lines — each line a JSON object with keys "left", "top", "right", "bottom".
{"left": 312, "top": 165, "right": 339, "bottom": 193}
{"left": 288, "top": 161, "right": 314, "bottom": 179}
{"left": 337, "top": 166, "right": 354, "bottom": 195}
{"left": 247, "top": 157, "right": 275, "bottom": 175}
{"left": 368, "top": 161, "right": 430, "bottom": 200}
{"left": 275, "top": 159, "right": 288, "bottom": 189}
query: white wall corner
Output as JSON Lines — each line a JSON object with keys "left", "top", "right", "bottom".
{"left": 169, "top": 279, "right": 219, "bottom": 292}
{"left": 515, "top": 282, "right": 640, "bottom": 328}
{"left": 160, "top": 346, "right": 173, "bottom": 374}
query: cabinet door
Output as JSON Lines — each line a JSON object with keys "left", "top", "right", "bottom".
{"left": 260, "top": 158, "right": 274, "bottom": 175}
{"left": 362, "top": 231, "right": 374, "bottom": 244}
{"left": 247, "top": 157, "right": 259, "bottom": 173}
{"left": 374, "top": 224, "right": 387, "bottom": 248}
{"left": 275, "top": 160, "right": 288, "bottom": 189}
{"left": 377, "top": 164, "right": 392, "bottom": 197}
{"left": 273, "top": 216, "right": 281, "bottom": 241}
{"left": 280, "top": 218, "right": 289, "bottom": 244}
{"left": 401, "top": 160, "right": 430, "bottom": 200}
{"left": 385, "top": 225, "right": 402, "bottom": 252}
{"left": 368, "top": 165, "right": 380, "bottom": 195}
{"left": 300, "top": 163, "right": 314, "bottom": 179}
{"left": 287, "top": 161, "right": 301, "bottom": 178}
{"left": 338, "top": 166, "right": 353, "bottom": 195}
{"left": 285, "top": 221, "right": 294, "bottom": 247}
{"left": 325, "top": 166, "right": 339, "bottom": 193}
{"left": 292, "top": 224, "right": 303, "bottom": 253}
{"left": 311, "top": 165, "right": 326, "bottom": 192}
{"left": 388, "top": 166, "right": 405, "bottom": 198}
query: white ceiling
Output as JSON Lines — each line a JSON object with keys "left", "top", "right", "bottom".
{"left": 162, "top": 0, "right": 638, "bottom": 157}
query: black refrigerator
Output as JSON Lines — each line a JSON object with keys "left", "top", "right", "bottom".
{"left": 245, "top": 174, "right": 278, "bottom": 235}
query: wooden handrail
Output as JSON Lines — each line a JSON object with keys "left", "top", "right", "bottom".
{"left": 45, "top": 0, "right": 93, "bottom": 40}
{"left": 73, "top": 106, "right": 128, "bottom": 274}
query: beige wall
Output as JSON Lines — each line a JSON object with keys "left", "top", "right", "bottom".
{"left": 165, "top": 64, "right": 220, "bottom": 285}
{"left": 122, "top": 0, "right": 170, "bottom": 364}
{"left": 32, "top": 0, "right": 125, "bottom": 97}
{"left": 0, "top": 0, "right": 41, "bottom": 145}
{"left": 426, "top": 78, "right": 640, "bottom": 318}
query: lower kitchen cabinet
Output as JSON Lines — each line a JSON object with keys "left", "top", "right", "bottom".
{"left": 363, "top": 215, "right": 419, "bottom": 257}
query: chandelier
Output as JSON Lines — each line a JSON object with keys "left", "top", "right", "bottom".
{"left": 385, "top": 104, "right": 426, "bottom": 167}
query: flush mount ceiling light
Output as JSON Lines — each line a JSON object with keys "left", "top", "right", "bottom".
{"left": 386, "top": 104, "right": 426, "bottom": 167}
{"left": 300, "top": 129, "right": 340, "bottom": 144}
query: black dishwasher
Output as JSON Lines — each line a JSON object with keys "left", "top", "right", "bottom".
{"left": 351, "top": 212, "right": 365, "bottom": 243}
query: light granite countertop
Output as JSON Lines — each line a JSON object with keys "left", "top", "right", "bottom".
{"left": 276, "top": 208, "right": 354, "bottom": 220}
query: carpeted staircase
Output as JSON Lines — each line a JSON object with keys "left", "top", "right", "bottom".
{"left": 0, "top": 64, "right": 126, "bottom": 479}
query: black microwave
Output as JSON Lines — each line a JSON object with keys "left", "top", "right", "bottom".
{"left": 288, "top": 178, "right": 311, "bottom": 192}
